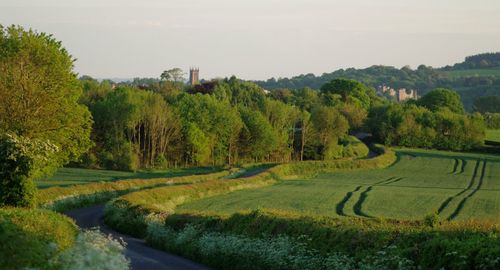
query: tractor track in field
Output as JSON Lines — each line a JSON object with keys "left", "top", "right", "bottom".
{"left": 336, "top": 185, "right": 362, "bottom": 216}
{"left": 353, "top": 187, "right": 375, "bottom": 218}
{"left": 447, "top": 160, "right": 487, "bottom": 220}
{"left": 451, "top": 159, "right": 460, "bottom": 174}
{"left": 336, "top": 177, "right": 400, "bottom": 217}
{"left": 437, "top": 159, "right": 480, "bottom": 215}
{"left": 459, "top": 159, "right": 467, "bottom": 174}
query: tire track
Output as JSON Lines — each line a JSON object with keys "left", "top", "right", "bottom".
{"left": 459, "top": 159, "right": 467, "bottom": 174}
{"left": 353, "top": 186, "right": 375, "bottom": 218}
{"left": 335, "top": 177, "right": 396, "bottom": 217}
{"left": 437, "top": 159, "right": 480, "bottom": 215}
{"left": 382, "top": 177, "right": 404, "bottom": 185}
{"left": 447, "top": 160, "right": 487, "bottom": 221}
{"left": 450, "top": 158, "right": 459, "bottom": 174}
{"left": 335, "top": 185, "right": 362, "bottom": 216}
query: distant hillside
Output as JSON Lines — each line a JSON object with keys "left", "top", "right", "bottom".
{"left": 255, "top": 53, "right": 500, "bottom": 110}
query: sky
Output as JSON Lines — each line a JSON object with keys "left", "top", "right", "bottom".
{"left": 1, "top": 0, "right": 500, "bottom": 80}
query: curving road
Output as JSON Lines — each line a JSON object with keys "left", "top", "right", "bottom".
{"left": 65, "top": 205, "right": 212, "bottom": 270}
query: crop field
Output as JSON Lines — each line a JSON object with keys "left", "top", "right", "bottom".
{"left": 179, "top": 149, "right": 500, "bottom": 221}
{"left": 445, "top": 67, "right": 500, "bottom": 78}
{"left": 486, "top": 129, "right": 500, "bottom": 143}
{"left": 37, "top": 167, "right": 222, "bottom": 188}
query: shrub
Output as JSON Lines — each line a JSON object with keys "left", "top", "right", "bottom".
{"left": 0, "top": 208, "right": 78, "bottom": 269}
{"left": 0, "top": 133, "right": 58, "bottom": 207}
{"left": 52, "top": 229, "right": 129, "bottom": 270}
{"left": 146, "top": 223, "right": 418, "bottom": 270}
{"left": 157, "top": 210, "right": 500, "bottom": 270}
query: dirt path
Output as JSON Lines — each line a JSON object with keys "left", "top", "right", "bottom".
{"left": 65, "top": 205, "right": 212, "bottom": 270}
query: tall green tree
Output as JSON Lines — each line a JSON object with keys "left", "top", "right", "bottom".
{"left": 0, "top": 25, "right": 92, "bottom": 171}
{"left": 418, "top": 88, "right": 465, "bottom": 114}
{"left": 320, "top": 78, "right": 376, "bottom": 109}
{"left": 473, "top": 96, "right": 500, "bottom": 113}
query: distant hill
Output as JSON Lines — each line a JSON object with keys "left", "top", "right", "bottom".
{"left": 255, "top": 53, "right": 500, "bottom": 110}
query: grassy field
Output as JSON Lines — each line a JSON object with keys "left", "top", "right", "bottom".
{"left": 179, "top": 149, "right": 500, "bottom": 221}
{"left": 37, "top": 167, "right": 223, "bottom": 188}
{"left": 445, "top": 67, "right": 500, "bottom": 78}
{"left": 486, "top": 129, "right": 500, "bottom": 143}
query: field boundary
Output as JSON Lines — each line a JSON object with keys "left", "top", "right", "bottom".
{"left": 104, "top": 145, "right": 397, "bottom": 237}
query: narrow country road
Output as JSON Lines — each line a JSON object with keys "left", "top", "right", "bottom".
{"left": 65, "top": 205, "right": 212, "bottom": 270}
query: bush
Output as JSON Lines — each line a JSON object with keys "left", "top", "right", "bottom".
{"left": 155, "top": 210, "right": 499, "bottom": 270}
{"left": 0, "top": 208, "right": 78, "bottom": 269}
{"left": 0, "top": 133, "right": 57, "bottom": 207}
{"left": 52, "top": 229, "right": 129, "bottom": 270}
{"left": 146, "top": 222, "right": 417, "bottom": 270}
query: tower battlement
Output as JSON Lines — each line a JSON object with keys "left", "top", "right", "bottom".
{"left": 189, "top": 68, "right": 199, "bottom": 85}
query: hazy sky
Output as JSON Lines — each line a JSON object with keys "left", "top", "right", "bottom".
{"left": 1, "top": 0, "right": 500, "bottom": 80}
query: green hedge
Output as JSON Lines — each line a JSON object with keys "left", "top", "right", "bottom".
{"left": 0, "top": 208, "right": 78, "bottom": 270}
{"left": 104, "top": 146, "right": 396, "bottom": 238}
{"left": 151, "top": 210, "right": 499, "bottom": 270}
{"left": 105, "top": 175, "right": 276, "bottom": 237}
{"left": 38, "top": 170, "right": 232, "bottom": 212}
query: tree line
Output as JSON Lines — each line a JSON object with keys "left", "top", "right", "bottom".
{"left": 0, "top": 25, "right": 493, "bottom": 206}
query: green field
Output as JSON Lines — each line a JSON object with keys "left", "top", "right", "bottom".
{"left": 445, "top": 68, "right": 500, "bottom": 78}
{"left": 37, "top": 167, "right": 222, "bottom": 188}
{"left": 486, "top": 129, "right": 500, "bottom": 142}
{"left": 179, "top": 149, "right": 500, "bottom": 221}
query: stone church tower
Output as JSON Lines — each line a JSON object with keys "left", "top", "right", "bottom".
{"left": 189, "top": 68, "right": 199, "bottom": 85}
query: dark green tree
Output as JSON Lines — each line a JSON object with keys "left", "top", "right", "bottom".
{"left": 417, "top": 88, "right": 465, "bottom": 114}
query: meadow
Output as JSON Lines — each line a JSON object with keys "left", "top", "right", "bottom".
{"left": 486, "top": 129, "right": 500, "bottom": 143}
{"left": 179, "top": 149, "right": 500, "bottom": 221}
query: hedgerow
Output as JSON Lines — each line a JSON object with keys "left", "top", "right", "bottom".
{"left": 38, "top": 170, "right": 231, "bottom": 212}
{"left": 104, "top": 146, "right": 396, "bottom": 238}
{"left": 151, "top": 210, "right": 500, "bottom": 270}
{"left": 145, "top": 222, "right": 416, "bottom": 270}
{"left": 105, "top": 175, "right": 276, "bottom": 237}
{"left": 0, "top": 207, "right": 78, "bottom": 269}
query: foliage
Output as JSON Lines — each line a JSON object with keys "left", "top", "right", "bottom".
{"left": 320, "top": 78, "right": 377, "bottom": 109}
{"left": 0, "top": 207, "right": 78, "bottom": 270}
{"left": 52, "top": 229, "right": 129, "bottom": 270}
{"left": 255, "top": 54, "right": 500, "bottom": 110}
{"left": 418, "top": 88, "right": 465, "bottom": 114}
{"left": 473, "top": 95, "right": 500, "bottom": 113}
{"left": 484, "top": 113, "right": 500, "bottom": 129}
{"left": 0, "top": 25, "right": 93, "bottom": 168}
{"left": 160, "top": 67, "right": 185, "bottom": 82}
{"left": 147, "top": 210, "right": 499, "bottom": 270}
{"left": 0, "top": 133, "right": 58, "bottom": 207}
{"left": 367, "top": 103, "right": 485, "bottom": 151}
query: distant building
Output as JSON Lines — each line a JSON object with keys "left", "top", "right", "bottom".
{"left": 377, "top": 85, "right": 418, "bottom": 102}
{"left": 396, "top": 88, "right": 418, "bottom": 102}
{"left": 189, "top": 68, "right": 199, "bottom": 85}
